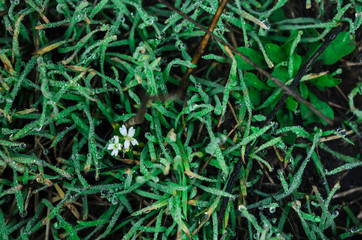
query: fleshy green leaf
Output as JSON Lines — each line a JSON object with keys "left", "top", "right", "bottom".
{"left": 300, "top": 92, "right": 334, "bottom": 125}
{"left": 299, "top": 83, "right": 309, "bottom": 99}
{"left": 317, "top": 32, "right": 356, "bottom": 65}
{"left": 265, "top": 43, "right": 287, "bottom": 64}
{"left": 244, "top": 72, "right": 269, "bottom": 90}
{"left": 267, "top": 65, "right": 289, "bottom": 87}
{"left": 311, "top": 74, "right": 341, "bottom": 88}
{"left": 286, "top": 96, "right": 298, "bottom": 111}
{"left": 235, "top": 47, "right": 266, "bottom": 70}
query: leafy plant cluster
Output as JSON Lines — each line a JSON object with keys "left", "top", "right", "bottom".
{"left": 0, "top": 0, "right": 361, "bottom": 239}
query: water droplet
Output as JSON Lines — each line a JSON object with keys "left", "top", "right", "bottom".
{"left": 260, "top": 18, "right": 271, "bottom": 29}
{"left": 30, "top": 165, "right": 37, "bottom": 171}
{"left": 56, "top": 4, "right": 66, "bottom": 13}
{"left": 19, "top": 210, "right": 27, "bottom": 217}
{"left": 349, "top": 226, "right": 358, "bottom": 233}
{"left": 43, "top": 149, "right": 49, "bottom": 155}
{"left": 147, "top": 19, "right": 154, "bottom": 25}
{"left": 111, "top": 197, "right": 118, "bottom": 204}
{"left": 152, "top": 177, "right": 159, "bottom": 183}
{"left": 71, "top": 154, "right": 78, "bottom": 161}
{"left": 337, "top": 128, "right": 346, "bottom": 136}
{"left": 101, "top": 190, "right": 109, "bottom": 195}
{"left": 221, "top": 172, "right": 228, "bottom": 181}
{"left": 358, "top": 53, "right": 362, "bottom": 63}
{"left": 34, "top": 125, "right": 42, "bottom": 131}
{"left": 37, "top": 56, "right": 44, "bottom": 64}
{"left": 5, "top": 97, "right": 13, "bottom": 103}
{"left": 36, "top": 176, "right": 43, "bottom": 183}
{"left": 269, "top": 206, "right": 276, "bottom": 213}
{"left": 238, "top": 204, "right": 246, "bottom": 211}
{"left": 136, "top": 176, "right": 144, "bottom": 183}
{"left": 331, "top": 211, "right": 339, "bottom": 217}
{"left": 53, "top": 222, "right": 61, "bottom": 229}
{"left": 176, "top": 43, "right": 184, "bottom": 51}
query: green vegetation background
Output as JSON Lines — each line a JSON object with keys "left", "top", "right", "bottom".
{"left": 0, "top": 0, "right": 361, "bottom": 239}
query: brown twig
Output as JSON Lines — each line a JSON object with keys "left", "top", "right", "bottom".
{"left": 175, "top": 0, "right": 229, "bottom": 98}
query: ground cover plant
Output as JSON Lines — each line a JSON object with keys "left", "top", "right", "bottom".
{"left": 0, "top": 0, "right": 361, "bottom": 239}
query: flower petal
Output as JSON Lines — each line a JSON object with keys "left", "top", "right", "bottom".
{"left": 124, "top": 139, "right": 130, "bottom": 150}
{"left": 120, "top": 125, "right": 127, "bottom": 136}
{"left": 131, "top": 138, "right": 138, "bottom": 146}
{"left": 116, "top": 143, "right": 123, "bottom": 150}
{"left": 111, "top": 148, "right": 119, "bottom": 156}
{"left": 128, "top": 127, "right": 135, "bottom": 137}
{"left": 113, "top": 136, "right": 119, "bottom": 142}
{"left": 107, "top": 143, "right": 115, "bottom": 150}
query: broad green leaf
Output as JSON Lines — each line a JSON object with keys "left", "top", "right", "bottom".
{"left": 276, "top": 109, "right": 292, "bottom": 127}
{"left": 267, "top": 65, "right": 289, "bottom": 87}
{"left": 244, "top": 72, "right": 269, "bottom": 90}
{"left": 311, "top": 74, "right": 341, "bottom": 88}
{"left": 317, "top": 32, "right": 356, "bottom": 65}
{"left": 235, "top": 47, "right": 266, "bottom": 70}
{"left": 290, "top": 53, "right": 302, "bottom": 77}
{"left": 265, "top": 43, "right": 287, "bottom": 64}
{"left": 299, "top": 83, "right": 309, "bottom": 99}
{"left": 286, "top": 96, "right": 298, "bottom": 111}
{"left": 300, "top": 92, "right": 334, "bottom": 125}
{"left": 249, "top": 88, "right": 261, "bottom": 106}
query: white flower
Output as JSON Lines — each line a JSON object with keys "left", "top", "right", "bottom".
{"left": 120, "top": 125, "right": 139, "bottom": 152}
{"left": 107, "top": 136, "right": 122, "bottom": 156}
